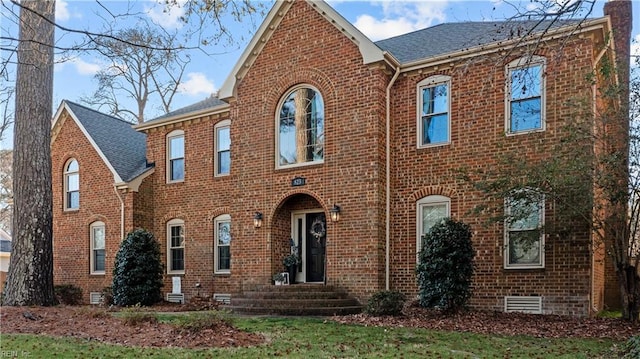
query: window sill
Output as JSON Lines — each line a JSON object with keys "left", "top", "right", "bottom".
{"left": 505, "top": 128, "right": 545, "bottom": 136}
{"left": 166, "top": 180, "right": 185, "bottom": 185}
{"left": 214, "top": 271, "right": 231, "bottom": 276}
{"left": 63, "top": 208, "right": 80, "bottom": 213}
{"left": 167, "top": 271, "right": 185, "bottom": 275}
{"left": 503, "top": 265, "right": 545, "bottom": 271}
{"left": 90, "top": 272, "right": 105, "bottom": 276}
{"left": 417, "top": 141, "right": 450, "bottom": 150}
{"left": 276, "top": 160, "right": 324, "bottom": 172}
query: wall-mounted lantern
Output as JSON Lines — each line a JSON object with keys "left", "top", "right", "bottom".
{"left": 253, "top": 212, "right": 263, "bottom": 228}
{"left": 329, "top": 205, "right": 341, "bottom": 222}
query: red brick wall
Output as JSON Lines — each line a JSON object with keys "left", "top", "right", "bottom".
{"left": 52, "top": 1, "right": 617, "bottom": 315}
{"left": 51, "top": 110, "right": 135, "bottom": 303}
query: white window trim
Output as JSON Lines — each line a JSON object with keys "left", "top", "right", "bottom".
{"left": 63, "top": 158, "right": 79, "bottom": 211}
{"left": 90, "top": 221, "right": 105, "bottom": 275}
{"left": 166, "top": 130, "right": 185, "bottom": 183}
{"left": 275, "top": 84, "right": 325, "bottom": 170}
{"left": 416, "top": 75, "right": 451, "bottom": 148}
{"left": 214, "top": 120, "right": 231, "bottom": 177}
{"left": 505, "top": 56, "right": 546, "bottom": 135}
{"left": 214, "top": 214, "right": 231, "bottom": 274}
{"left": 167, "top": 219, "right": 185, "bottom": 274}
{"left": 416, "top": 195, "right": 450, "bottom": 262}
{"left": 504, "top": 192, "right": 545, "bottom": 269}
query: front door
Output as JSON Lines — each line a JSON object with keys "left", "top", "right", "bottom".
{"left": 292, "top": 211, "right": 326, "bottom": 283}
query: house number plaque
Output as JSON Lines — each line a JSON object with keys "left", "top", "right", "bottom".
{"left": 291, "top": 176, "right": 306, "bottom": 187}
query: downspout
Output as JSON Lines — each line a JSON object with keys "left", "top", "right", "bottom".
{"left": 385, "top": 61, "right": 401, "bottom": 290}
{"left": 113, "top": 185, "right": 125, "bottom": 240}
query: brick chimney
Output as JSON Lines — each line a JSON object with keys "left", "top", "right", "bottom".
{"left": 604, "top": 0, "right": 632, "bottom": 85}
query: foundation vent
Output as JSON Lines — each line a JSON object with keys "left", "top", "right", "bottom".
{"left": 89, "top": 292, "right": 103, "bottom": 305}
{"left": 213, "top": 293, "right": 231, "bottom": 304}
{"left": 504, "top": 296, "right": 542, "bottom": 314}
{"left": 166, "top": 293, "right": 185, "bottom": 304}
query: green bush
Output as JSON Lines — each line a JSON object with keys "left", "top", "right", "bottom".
{"left": 101, "top": 286, "right": 114, "bottom": 306}
{"left": 54, "top": 284, "right": 83, "bottom": 305}
{"left": 416, "top": 218, "right": 475, "bottom": 312}
{"left": 365, "top": 290, "right": 406, "bottom": 316}
{"left": 174, "top": 311, "right": 231, "bottom": 333}
{"left": 112, "top": 229, "right": 164, "bottom": 306}
{"left": 623, "top": 335, "right": 640, "bottom": 359}
{"left": 119, "top": 304, "right": 158, "bottom": 326}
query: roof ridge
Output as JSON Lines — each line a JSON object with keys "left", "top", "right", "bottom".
{"left": 63, "top": 100, "right": 136, "bottom": 126}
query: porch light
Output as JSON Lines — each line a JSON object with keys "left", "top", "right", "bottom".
{"left": 253, "top": 212, "right": 263, "bottom": 228}
{"left": 329, "top": 205, "right": 341, "bottom": 222}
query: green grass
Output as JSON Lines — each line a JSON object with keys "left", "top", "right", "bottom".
{"left": 0, "top": 315, "right": 621, "bottom": 358}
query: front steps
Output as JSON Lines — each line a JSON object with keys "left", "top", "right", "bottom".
{"left": 225, "top": 284, "right": 362, "bottom": 316}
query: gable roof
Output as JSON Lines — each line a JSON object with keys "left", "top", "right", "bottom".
{"left": 375, "top": 19, "right": 584, "bottom": 65}
{"left": 52, "top": 101, "right": 150, "bottom": 183}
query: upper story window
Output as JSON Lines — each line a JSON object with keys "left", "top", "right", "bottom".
{"left": 416, "top": 195, "right": 450, "bottom": 261}
{"left": 417, "top": 75, "right": 450, "bottom": 147}
{"left": 504, "top": 189, "right": 544, "bottom": 269}
{"left": 214, "top": 214, "right": 231, "bottom": 274}
{"left": 506, "top": 56, "right": 546, "bottom": 134}
{"left": 64, "top": 159, "right": 79, "bottom": 210}
{"left": 90, "top": 221, "right": 105, "bottom": 274}
{"left": 215, "top": 120, "right": 231, "bottom": 176}
{"left": 167, "top": 130, "right": 185, "bottom": 183}
{"left": 167, "top": 219, "right": 185, "bottom": 274}
{"left": 277, "top": 86, "right": 324, "bottom": 168}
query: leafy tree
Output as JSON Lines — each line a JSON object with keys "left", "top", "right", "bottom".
{"left": 417, "top": 218, "right": 475, "bottom": 312}
{"left": 112, "top": 229, "right": 164, "bottom": 306}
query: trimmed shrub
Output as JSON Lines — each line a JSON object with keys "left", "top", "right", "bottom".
{"left": 623, "top": 335, "right": 640, "bottom": 359}
{"left": 119, "top": 304, "right": 158, "bottom": 326}
{"left": 365, "top": 290, "right": 406, "bottom": 316}
{"left": 54, "top": 284, "right": 83, "bottom": 305}
{"left": 112, "top": 229, "right": 164, "bottom": 306}
{"left": 416, "top": 218, "right": 475, "bottom": 312}
{"left": 101, "top": 286, "right": 114, "bottom": 306}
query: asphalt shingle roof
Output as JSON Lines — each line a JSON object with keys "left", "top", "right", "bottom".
{"left": 146, "top": 96, "right": 226, "bottom": 124}
{"left": 375, "top": 20, "right": 583, "bottom": 64}
{"left": 65, "top": 101, "right": 149, "bottom": 182}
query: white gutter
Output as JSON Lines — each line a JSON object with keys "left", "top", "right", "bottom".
{"left": 385, "top": 58, "right": 401, "bottom": 291}
{"left": 134, "top": 104, "right": 229, "bottom": 132}
{"left": 113, "top": 186, "right": 125, "bottom": 240}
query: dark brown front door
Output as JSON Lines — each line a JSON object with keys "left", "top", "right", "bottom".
{"left": 305, "top": 213, "right": 325, "bottom": 282}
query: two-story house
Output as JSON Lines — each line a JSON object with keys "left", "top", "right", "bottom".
{"left": 51, "top": 0, "right": 631, "bottom": 316}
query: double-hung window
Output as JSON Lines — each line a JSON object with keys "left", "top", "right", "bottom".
{"left": 167, "top": 219, "right": 185, "bottom": 274}
{"left": 506, "top": 56, "right": 545, "bottom": 133}
{"left": 167, "top": 130, "right": 185, "bottom": 182}
{"left": 417, "top": 76, "right": 451, "bottom": 147}
{"left": 416, "top": 195, "right": 450, "bottom": 261}
{"left": 64, "top": 159, "right": 79, "bottom": 210}
{"left": 277, "top": 86, "right": 324, "bottom": 168}
{"left": 215, "top": 121, "right": 231, "bottom": 176}
{"left": 214, "top": 214, "right": 231, "bottom": 273}
{"left": 504, "top": 190, "right": 544, "bottom": 268}
{"left": 90, "top": 221, "right": 105, "bottom": 274}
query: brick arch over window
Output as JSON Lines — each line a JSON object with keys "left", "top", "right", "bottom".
{"left": 409, "top": 185, "right": 458, "bottom": 202}
{"left": 206, "top": 207, "right": 231, "bottom": 223}
{"left": 264, "top": 67, "right": 337, "bottom": 114}
{"left": 85, "top": 214, "right": 108, "bottom": 227}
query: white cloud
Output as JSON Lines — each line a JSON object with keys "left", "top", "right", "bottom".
{"left": 632, "top": 34, "right": 640, "bottom": 59}
{"left": 353, "top": 1, "right": 448, "bottom": 41}
{"left": 178, "top": 73, "right": 216, "bottom": 96}
{"left": 55, "top": 57, "right": 102, "bottom": 76}
{"left": 145, "top": 0, "right": 186, "bottom": 30}
{"left": 55, "top": 0, "right": 81, "bottom": 22}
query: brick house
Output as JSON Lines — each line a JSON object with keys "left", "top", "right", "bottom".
{"left": 51, "top": 0, "right": 631, "bottom": 315}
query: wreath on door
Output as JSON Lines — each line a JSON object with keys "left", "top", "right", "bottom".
{"left": 309, "top": 218, "right": 326, "bottom": 239}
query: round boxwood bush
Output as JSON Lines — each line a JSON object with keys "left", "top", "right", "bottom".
{"left": 112, "top": 229, "right": 164, "bottom": 306}
{"left": 416, "top": 218, "right": 474, "bottom": 312}
{"left": 365, "top": 290, "right": 406, "bottom": 316}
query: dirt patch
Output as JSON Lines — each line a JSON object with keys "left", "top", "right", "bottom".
{"left": 0, "top": 305, "right": 264, "bottom": 349}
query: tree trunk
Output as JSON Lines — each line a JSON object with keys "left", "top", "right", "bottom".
{"left": 618, "top": 264, "right": 640, "bottom": 322}
{"left": 3, "top": 0, "right": 57, "bottom": 306}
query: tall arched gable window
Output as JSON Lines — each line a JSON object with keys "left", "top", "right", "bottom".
{"left": 416, "top": 195, "right": 450, "bottom": 261}
{"left": 276, "top": 85, "right": 324, "bottom": 168}
{"left": 64, "top": 159, "right": 79, "bottom": 210}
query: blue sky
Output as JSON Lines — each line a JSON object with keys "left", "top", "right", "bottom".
{"left": 0, "top": 0, "right": 638, "bottom": 149}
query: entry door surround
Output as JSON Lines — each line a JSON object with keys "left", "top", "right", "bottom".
{"left": 291, "top": 209, "right": 326, "bottom": 283}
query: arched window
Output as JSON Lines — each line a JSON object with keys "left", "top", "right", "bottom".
{"left": 90, "top": 221, "right": 105, "bottom": 274}
{"left": 64, "top": 159, "right": 79, "bottom": 210}
{"left": 417, "top": 75, "right": 451, "bottom": 147}
{"left": 214, "top": 214, "right": 231, "bottom": 273}
{"left": 505, "top": 56, "right": 546, "bottom": 134}
{"left": 276, "top": 85, "right": 324, "bottom": 168}
{"left": 167, "top": 130, "right": 185, "bottom": 182}
{"left": 416, "top": 195, "right": 450, "bottom": 261}
{"left": 167, "top": 219, "right": 185, "bottom": 274}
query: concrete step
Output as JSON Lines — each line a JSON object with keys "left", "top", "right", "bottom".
{"left": 231, "top": 297, "right": 359, "bottom": 308}
{"left": 225, "top": 305, "right": 363, "bottom": 316}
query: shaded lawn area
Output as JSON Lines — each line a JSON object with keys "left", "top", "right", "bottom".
{"left": 1, "top": 315, "right": 622, "bottom": 358}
